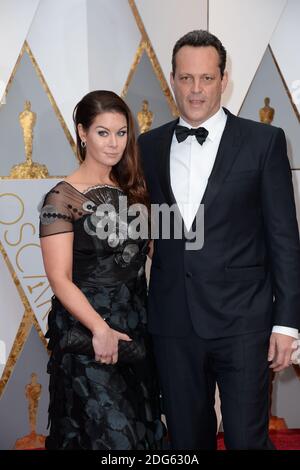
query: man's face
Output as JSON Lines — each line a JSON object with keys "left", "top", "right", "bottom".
{"left": 170, "top": 45, "right": 228, "bottom": 127}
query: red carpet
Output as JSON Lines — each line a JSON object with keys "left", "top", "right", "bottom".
{"left": 217, "top": 430, "right": 300, "bottom": 450}
{"left": 25, "top": 430, "right": 300, "bottom": 450}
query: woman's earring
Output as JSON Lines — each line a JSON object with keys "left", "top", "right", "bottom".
{"left": 81, "top": 140, "right": 86, "bottom": 148}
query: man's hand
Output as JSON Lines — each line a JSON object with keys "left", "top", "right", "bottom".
{"left": 268, "top": 332, "right": 297, "bottom": 372}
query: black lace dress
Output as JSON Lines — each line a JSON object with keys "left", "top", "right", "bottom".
{"left": 39, "top": 181, "right": 164, "bottom": 450}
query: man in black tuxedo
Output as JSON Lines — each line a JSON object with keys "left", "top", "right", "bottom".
{"left": 138, "top": 30, "right": 300, "bottom": 450}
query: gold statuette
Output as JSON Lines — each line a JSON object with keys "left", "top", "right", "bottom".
{"left": 14, "top": 373, "right": 46, "bottom": 449}
{"left": 259, "top": 97, "right": 275, "bottom": 125}
{"left": 137, "top": 100, "right": 153, "bottom": 133}
{"left": 9, "top": 101, "right": 49, "bottom": 178}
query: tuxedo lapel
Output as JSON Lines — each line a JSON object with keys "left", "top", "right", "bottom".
{"left": 199, "top": 109, "right": 243, "bottom": 215}
{"left": 157, "top": 119, "right": 178, "bottom": 206}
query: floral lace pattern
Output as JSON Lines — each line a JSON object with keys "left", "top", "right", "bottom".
{"left": 40, "top": 182, "right": 164, "bottom": 450}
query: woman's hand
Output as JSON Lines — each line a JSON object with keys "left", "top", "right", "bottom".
{"left": 92, "top": 324, "right": 131, "bottom": 364}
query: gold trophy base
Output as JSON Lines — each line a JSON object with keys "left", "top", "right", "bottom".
{"left": 10, "top": 161, "right": 49, "bottom": 179}
{"left": 269, "top": 415, "right": 288, "bottom": 431}
{"left": 14, "top": 431, "right": 46, "bottom": 450}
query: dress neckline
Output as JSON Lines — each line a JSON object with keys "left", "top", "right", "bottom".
{"left": 61, "top": 180, "right": 124, "bottom": 196}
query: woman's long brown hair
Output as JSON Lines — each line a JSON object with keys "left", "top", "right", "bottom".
{"left": 73, "top": 90, "right": 149, "bottom": 208}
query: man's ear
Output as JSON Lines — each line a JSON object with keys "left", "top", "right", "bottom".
{"left": 221, "top": 71, "right": 228, "bottom": 94}
{"left": 170, "top": 71, "right": 175, "bottom": 91}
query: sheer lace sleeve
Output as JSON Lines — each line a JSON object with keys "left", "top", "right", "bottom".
{"left": 39, "top": 184, "right": 74, "bottom": 237}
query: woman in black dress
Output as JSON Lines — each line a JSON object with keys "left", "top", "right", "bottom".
{"left": 39, "top": 90, "right": 164, "bottom": 450}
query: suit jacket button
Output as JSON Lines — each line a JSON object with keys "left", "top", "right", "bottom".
{"left": 186, "top": 272, "right": 192, "bottom": 278}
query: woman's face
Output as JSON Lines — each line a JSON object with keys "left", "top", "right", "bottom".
{"left": 78, "top": 111, "right": 128, "bottom": 168}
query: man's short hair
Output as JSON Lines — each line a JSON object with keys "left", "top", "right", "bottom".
{"left": 172, "top": 30, "right": 227, "bottom": 77}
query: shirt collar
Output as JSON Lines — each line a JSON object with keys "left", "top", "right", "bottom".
{"left": 178, "top": 107, "right": 227, "bottom": 142}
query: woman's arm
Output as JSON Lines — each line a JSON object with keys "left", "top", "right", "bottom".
{"left": 41, "top": 232, "right": 130, "bottom": 363}
{"left": 147, "top": 240, "right": 154, "bottom": 259}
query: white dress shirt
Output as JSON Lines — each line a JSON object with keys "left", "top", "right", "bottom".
{"left": 170, "top": 107, "right": 298, "bottom": 339}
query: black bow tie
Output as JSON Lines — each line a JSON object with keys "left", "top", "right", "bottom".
{"left": 175, "top": 125, "right": 209, "bottom": 145}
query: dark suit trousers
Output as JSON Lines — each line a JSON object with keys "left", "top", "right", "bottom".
{"left": 153, "top": 329, "right": 275, "bottom": 450}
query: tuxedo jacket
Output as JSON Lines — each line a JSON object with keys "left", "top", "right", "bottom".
{"left": 138, "top": 109, "right": 300, "bottom": 338}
